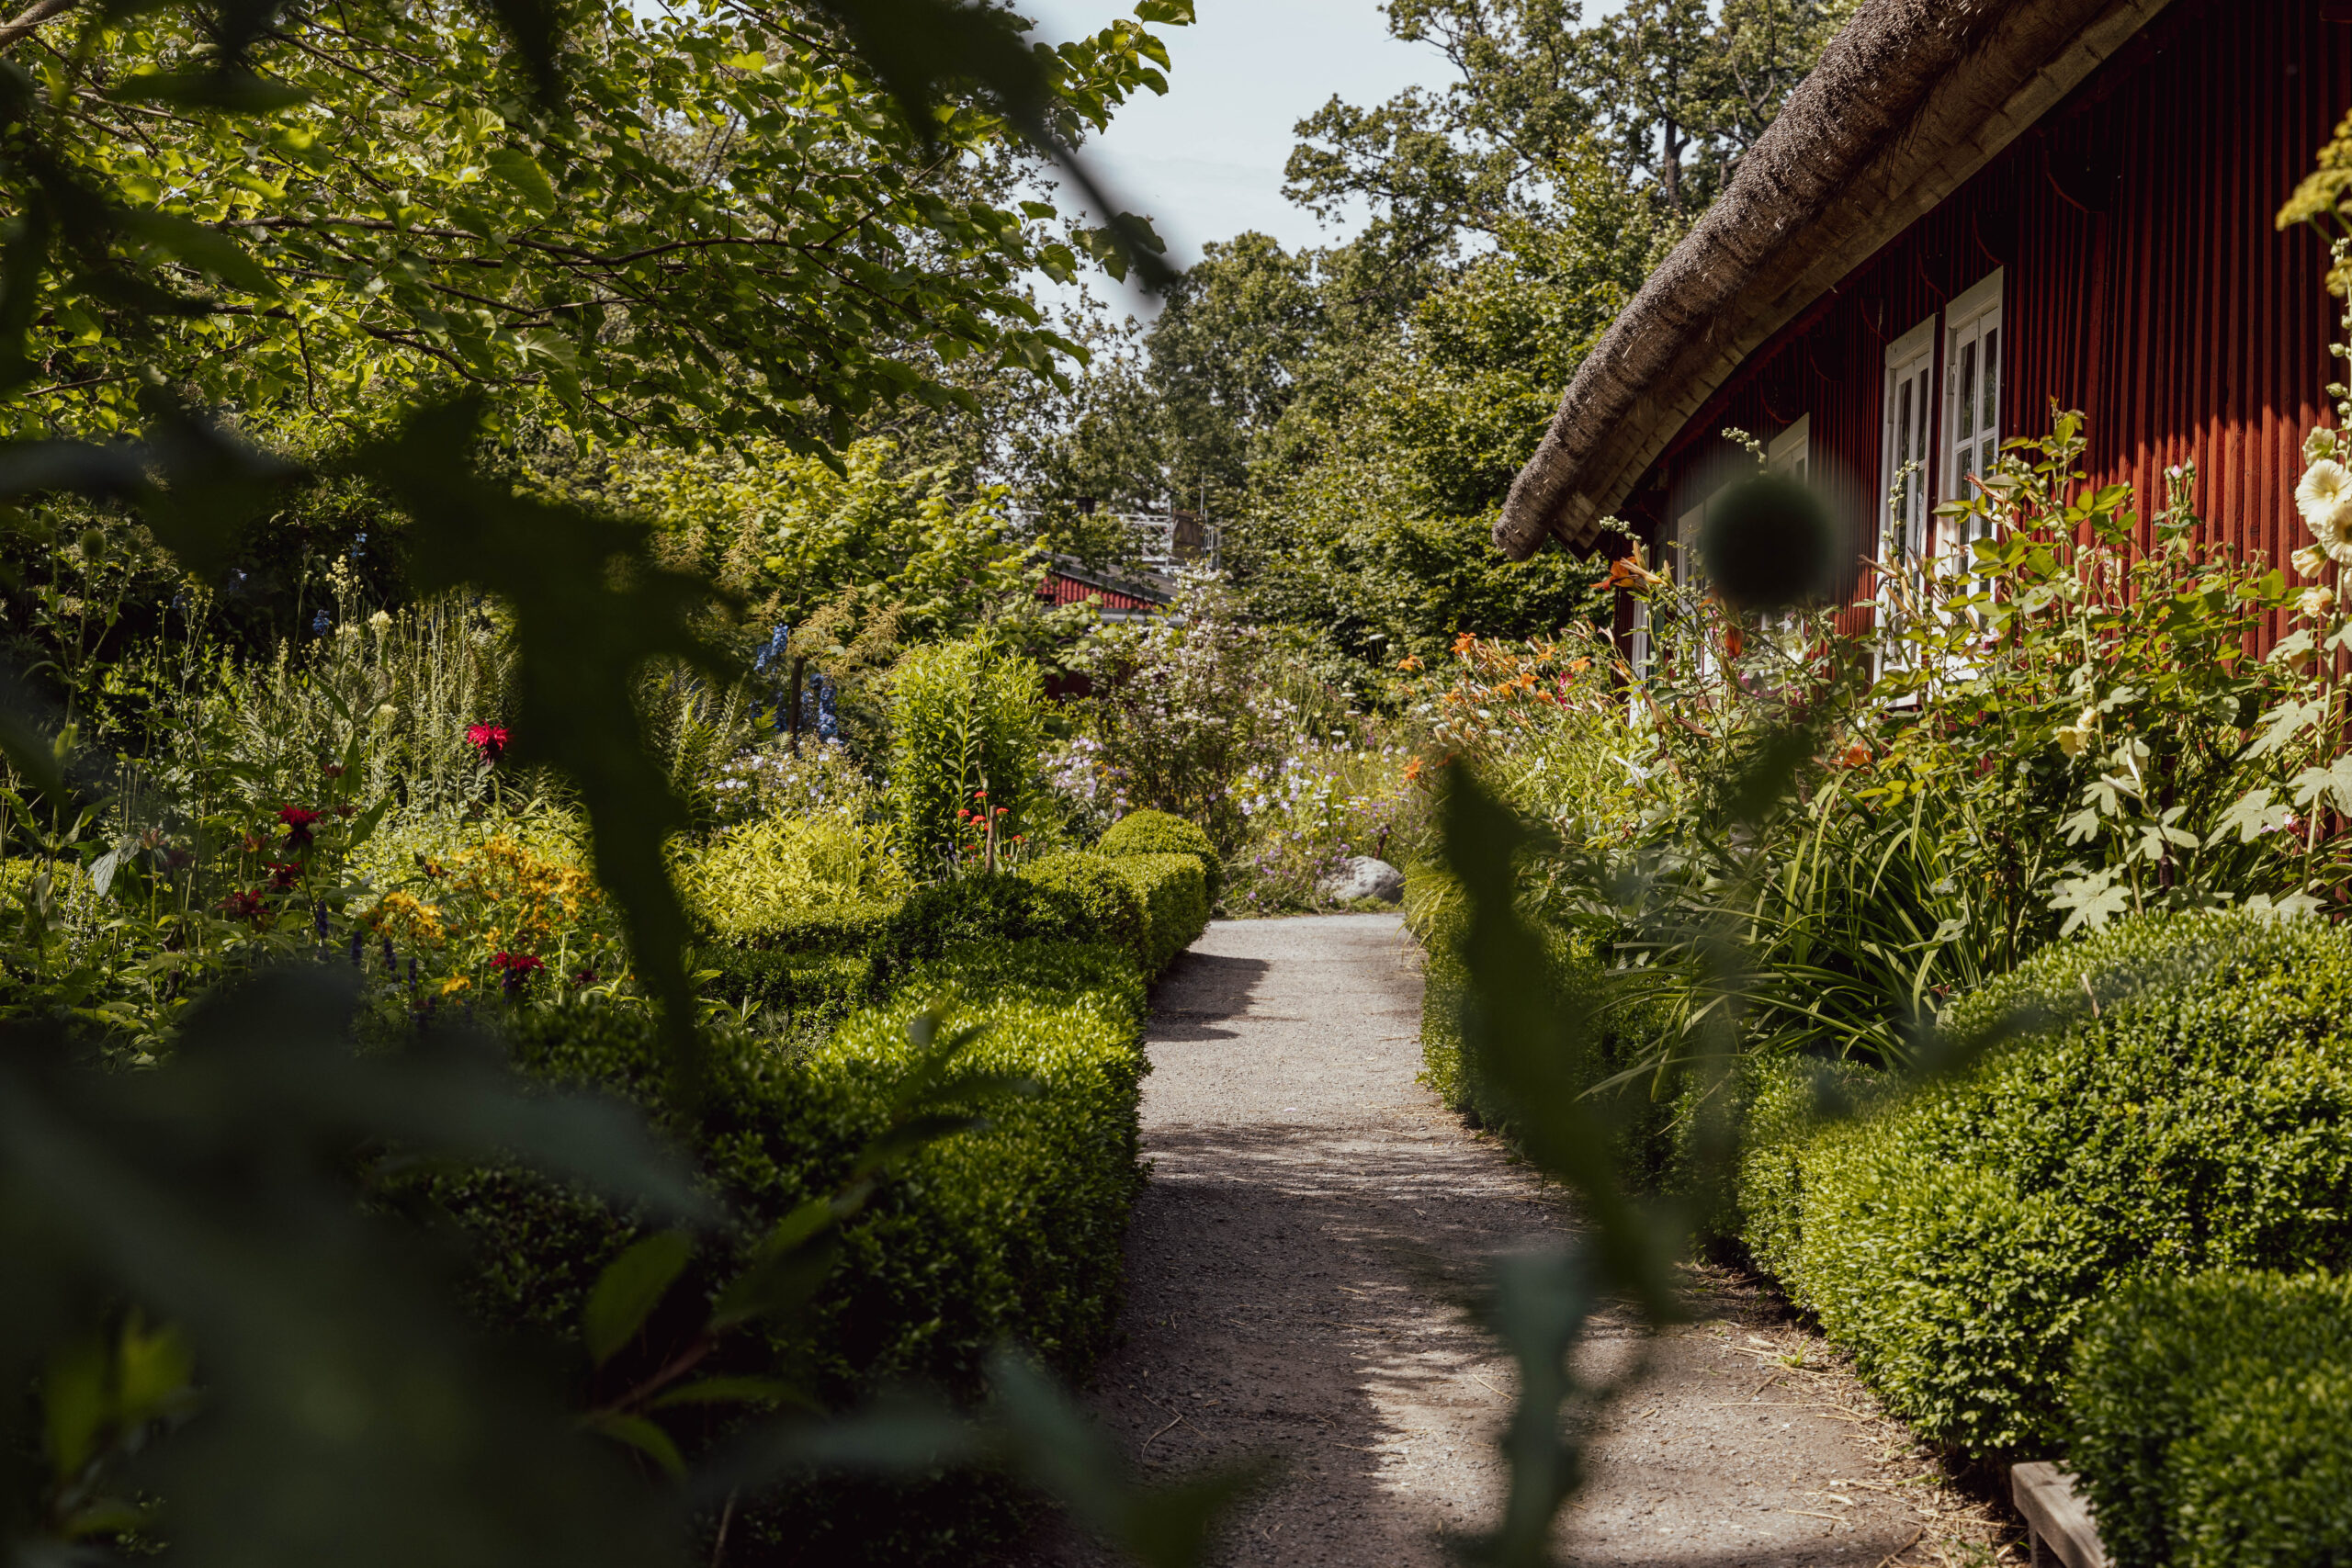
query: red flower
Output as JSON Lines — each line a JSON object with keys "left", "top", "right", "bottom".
{"left": 266, "top": 861, "right": 301, "bottom": 891}
{"left": 220, "top": 889, "right": 265, "bottom": 924}
{"left": 466, "top": 724, "right": 510, "bottom": 763}
{"left": 492, "top": 951, "right": 546, "bottom": 994}
{"left": 993, "top": 807, "right": 1008, "bottom": 817}
{"left": 277, "top": 806, "right": 322, "bottom": 852}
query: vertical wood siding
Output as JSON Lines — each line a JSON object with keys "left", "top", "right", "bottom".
{"left": 1620, "top": 0, "right": 2352, "bottom": 653}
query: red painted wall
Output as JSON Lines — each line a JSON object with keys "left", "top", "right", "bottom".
{"left": 1622, "top": 0, "right": 2352, "bottom": 652}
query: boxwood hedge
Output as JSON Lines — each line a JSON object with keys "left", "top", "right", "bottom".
{"left": 1098, "top": 808, "right": 1221, "bottom": 905}
{"left": 1732, "top": 911, "right": 2352, "bottom": 1458}
{"left": 1016, "top": 852, "right": 1146, "bottom": 963}
{"left": 432, "top": 937, "right": 1150, "bottom": 1562}
{"left": 1100, "top": 852, "right": 1208, "bottom": 974}
{"left": 2068, "top": 1270, "right": 2352, "bottom": 1568}
{"left": 1406, "top": 862, "right": 1683, "bottom": 1186}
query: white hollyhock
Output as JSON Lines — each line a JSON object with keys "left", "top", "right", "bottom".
{"left": 2294, "top": 544, "right": 2328, "bottom": 576}
{"left": 2298, "top": 459, "right": 2352, "bottom": 547}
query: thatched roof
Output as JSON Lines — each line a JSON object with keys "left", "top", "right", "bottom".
{"left": 1496, "top": 0, "right": 2175, "bottom": 560}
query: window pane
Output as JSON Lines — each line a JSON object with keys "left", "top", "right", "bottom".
{"left": 1982, "top": 325, "right": 2000, "bottom": 434}
{"left": 1896, "top": 378, "right": 1913, "bottom": 468}
{"left": 1956, "top": 340, "right": 1977, "bottom": 441}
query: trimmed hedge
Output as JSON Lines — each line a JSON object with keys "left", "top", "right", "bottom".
{"left": 2069, "top": 1270, "right": 2352, "bottom": 1568}
{"left": 1406, "top": 862, "right": 1682, "bottom": 1186}
{"left": 1016, "top": 852, "right": 1147, "bottom": 964}
{"left": 1098, "top": 809, "right": 1221, "bottom": 905}
{"left": 692, "top": 897, "right": 901, "bottom": 1021}
{"left": 1732, "top": 911, "right": 2352, "bottom": 1458}
{"left": 1101, "top": 852, "right": 1208, "bottom": 974}
{"left": 435, "top": 937, "right": 1149, "bottom": 1562}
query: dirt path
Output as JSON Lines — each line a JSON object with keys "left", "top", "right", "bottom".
{"left": 1005, "top": 914, "right": 2012, "bottom": 1567}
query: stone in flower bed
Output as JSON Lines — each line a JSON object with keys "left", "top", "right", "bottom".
{"left": 1318, "top": 855, "right": 1404, "bottom": 905}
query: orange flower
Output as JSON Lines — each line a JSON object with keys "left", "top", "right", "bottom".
{"left": 1833, "top": 741, "right": 1871, "bottom": 770}
{"left": 1403, "top": 756, "right": 1424, "bottom": 784}
{"left": 1601, "top": 556, "right": 1660, "bottom": 592}
{"left": 1452, "top": 632, "right": 1479, "bottom": 656}
{"left": 1724, "top": 626, "right": 1745, "bottom": 658}
{"left": 1397, "top": 654, "right": 1423, "bottom": 671}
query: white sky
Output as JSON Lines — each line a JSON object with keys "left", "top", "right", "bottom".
{"left": 1019, "top": 0, "right": 1440, "bottom": 303}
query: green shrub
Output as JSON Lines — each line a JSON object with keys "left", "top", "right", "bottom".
{"left": 675, "top": 815, "right": 906, "bottom": 936}
{"left": 887, "top": 637, "right": 1046, "bottom": 875}
{"left": 1741, "top": 911, "right": 2352, "bottom": 1458}
{"left": 1102, "top": 852, "right": 1208, "bottom": 974}
{"left": 1719, "top": 1055, "right": 1893, "bottom": 1280}
{"left": 1015, "top": 852, "right": 1146, "bottom": 964}
{"left": 434, "top": 936, "right": 1148, "bottom": 1563}
{"left": 691, "top": 896, "right": 901, "bottom": 1022}
{"left": 1405, "top": 861, "right": 1682, "bottom": 1186}
{"left": 1098, "top": 808, "right": 1221, "bottom": 903}
{"left": 2068, "top": 1270, "right": 2352, "bottom": 1568}
{"left": 869, "top": 874, "right": 1098, "bottom": 996}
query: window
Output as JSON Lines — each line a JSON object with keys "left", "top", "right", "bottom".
{"left": 1675, "top": 497, "right": 1715, "bottom": 678}
{"left": 1769, "top": 413, "right": 1806, "bottom": 481}
{"left": 1943, "top": 269, "right": 2003, "bottom": 562}
{"left": 1881, "top": 318, "right": 1936, "bottom": 573}
{"left": 1768, "top": 414, "right": 1811, "bottom": 484}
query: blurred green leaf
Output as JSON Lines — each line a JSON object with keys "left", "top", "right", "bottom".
{"left": 583, "top": 1232, "right": 694, "bottom": 1367}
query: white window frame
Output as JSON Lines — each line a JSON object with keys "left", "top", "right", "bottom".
{"left": 1767, "top": 414, "right": 1811, "bottom": 483}
{"left": 1675, "top": 494, "right": 1720, "bottom": 680}
{"left": 1942, "top": 268, "right": 2004, "bottom": 570}
{"left": 1880, "top": 318, "right": 1937, "bottom": 575}
{"left": 1876, "top": 317, "right": 1937, "bottom": 681}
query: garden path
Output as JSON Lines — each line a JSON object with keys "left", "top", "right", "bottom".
{"left": 1004, "top": 914, "right": 2008, "bottom": 1568}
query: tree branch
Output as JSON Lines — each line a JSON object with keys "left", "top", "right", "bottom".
{"left": 0, "top": 0, "right": 81, "bottom": 55}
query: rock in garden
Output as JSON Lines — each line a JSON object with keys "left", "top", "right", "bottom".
{"left": 1317, "top": 855, "right": 1404, "bottom": 905}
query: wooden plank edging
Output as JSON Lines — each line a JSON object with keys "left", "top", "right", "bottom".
{"left": 2010, "top": 1461, "right": 2108, "bottom": 1568}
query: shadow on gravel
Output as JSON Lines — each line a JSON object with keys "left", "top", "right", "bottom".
{"left": 1145, "top": 951, "right": 1273, "bottom": 1043}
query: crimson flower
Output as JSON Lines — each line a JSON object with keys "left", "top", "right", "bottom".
{"left": 277, "top": 807, "right": 322, "bottom": 852}
{"left": 466, "top": 724, "right": 510, "bottom": 763}
{"left": 220, "top": 889, "right": 265, "bottom": 923}
{"left": 266, "top": 861, "right": 301, "bottom": 891}
{"left": 492, "top": 951, "right": 546, "bottom": 994}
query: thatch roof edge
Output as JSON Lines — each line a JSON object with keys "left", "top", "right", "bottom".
{"left": 1495, "top": 0, "right": 2175, "bottom": 560}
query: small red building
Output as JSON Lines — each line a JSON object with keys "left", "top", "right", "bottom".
{"left": 1498, "top": 0, "right": 2352, "bottom": 657}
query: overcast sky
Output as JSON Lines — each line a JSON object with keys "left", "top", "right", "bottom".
{"left": 1018, "top": 0, "right": 1440, "bottom": 304}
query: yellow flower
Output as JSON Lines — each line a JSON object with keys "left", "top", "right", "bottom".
{"left": 2301, "top": 584, "right": 2336, "bottom": 620}
{"left": 2294, "top": 545, "right": 2328, "bottom": 577}
{"left": 438, "top": 976, "right": 470, "bottom": 996}
{"left": 2054, "top": 705, "right": 2100, "bottom": 759}
{"left": 368, "top": 609, "right": 393, "bottom": 632}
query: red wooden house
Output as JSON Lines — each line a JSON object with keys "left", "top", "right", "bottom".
{"left": 1497, "top": 0, "right": 2352, "bottom": 657}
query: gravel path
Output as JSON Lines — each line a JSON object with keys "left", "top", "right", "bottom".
{"left": 1005, "top": 914, "right": 2012, "bottom": 1567}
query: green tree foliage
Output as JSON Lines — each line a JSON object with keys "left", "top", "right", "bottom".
{"left": 0, "top": 0, "right": 1189, "bottom": 449}
{"left": 1237, "top": 209, "right": 1639, "bottom": 676}
{"left": 1284, "top": 0, "right": 1855, "bottom": 267}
